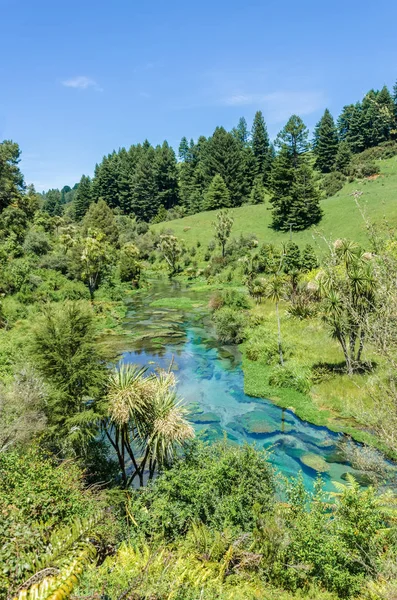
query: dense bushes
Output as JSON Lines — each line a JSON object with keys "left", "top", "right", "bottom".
{"left": 129, "top": 441, "right": 275, "bottom": 540}
{"left": 213, "top": 306, "right": 246, "bottom": 343}
{"left": 0, "top": 447, "right": 114, "bottom": 597}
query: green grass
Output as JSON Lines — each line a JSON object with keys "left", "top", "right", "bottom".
{"left": 152, "top": 156, "right": 397, "bottom": 253}
{"left": 240, "top": 301, "right": 393, "bottom": 454}
{"left": 149, "top": 297, "right": 204, "bottom": 310}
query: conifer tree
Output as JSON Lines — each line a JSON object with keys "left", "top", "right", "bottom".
{"left": 131, "top": 147, "right": 160, "bottom": 221}
{"left": 249, "top": 177, "right": 266, "bottom": 204}
{"left": 283, "top": 242, "right": 301, "bottom": 273}
{"left": 233, "top": 117, "right": 250, "bottom": 146}
{"left": 346, "top": 103, "right": 365, "bottom": 153}
{"left": 270, "top": 150, "right": 322, "bottom": 231}
{"left": 74, "top": 175, "right": 93, "bottom": 220}
{"left": 178, "top": 136, "right": 190, "bottom": 161}
{"left": 203, "top": 127, "right": 247, "bottom": 206}
{"left": 275, "top": 115, "right": 309, "bottom": 166}
{"left": 301, "top": 244, "right": 318, "bottom": 271}
{"left": 204, "top": 174, "right": 230, "bottom": 210}
{"left": 155, "top": 141, "right": 179, "bottom": 209}
{"left": 313, "top": 109, "right": 339, "bottom": 173}
{"left": 251, "top": 111, "right": 271, "bottom": 182}
{"left": 334, "top": 141, "right": 352, "bottom": 174}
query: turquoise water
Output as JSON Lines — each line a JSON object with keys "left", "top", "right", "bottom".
{"left": 120, "top": 279, "right": 387, "bottom": 490}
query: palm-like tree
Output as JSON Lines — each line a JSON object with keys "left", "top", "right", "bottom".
{"left": 103, "top": 364, "right": 194, "bottom": 487}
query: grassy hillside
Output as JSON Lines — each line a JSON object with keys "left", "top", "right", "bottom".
{"left": 152, "top": 156, "right": 397, "bottom": 251}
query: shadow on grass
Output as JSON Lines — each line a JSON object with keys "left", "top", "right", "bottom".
{"left": 312, "top": 360, "right": 376, "bottom": 380}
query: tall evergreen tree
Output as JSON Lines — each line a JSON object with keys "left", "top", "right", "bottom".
{"left": 270, "top": 148, "right": 322, "bottom": 231}
{"left": 131, "top": 147, "right": 160, "bottom": 221}
{"left": 249, "top": 177, "right": 266, "bottom": 204}
{"left": 43, "top": 189, "right": 63, "bottom": 216}
{"left": 204, "top": 174, "right": 230, "bottom": 210}
{"left": 203, "top": 127, "right": 248, "bottom": 206}
{"left": 251, "top": 111, "right": 271, "bottom": 182}
{"left": 233, "top": 117, "right": 250, "bottom": 147}
{"left": 313, "top": 109, "right": 339, "bottom": 173}
{"left": 275, "top": 115, "right": 309, "bottom": 166}
{"left": 334, "top": 141, "right": 352, "bottom": 174}
{"left": 155, "top": 141, "right": 179, "bottom": 209}
{"left": 345, "top": 103, "right": 365, "bottom": 153}
{"left": 337, "top": 104, "right": 356, "bottom": 142}
{"left": 74, "top": 175, "right": 93, "bottom": 220}
{"left": 178, "top": 137, "right": 190, "bottom": 162}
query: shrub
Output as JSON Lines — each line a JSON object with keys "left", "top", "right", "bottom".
{"left": 23, "top": 230, "right": 52, "bottom": 256}
{"left": 0, "top": 447, "right": 113, "bottom": 596}
{"left": 129, "top": 440, "right": 274, "bottom": 540}
{"left": 245, "top": 331, "right": 293, "bottom": 365}
{"left": 213, "top": 307, "right": 246, "bottom": 343}
{"left": 321, "top": 171, "right": 346, "bottom": 197}
{"left": 268, "top": 364, "right": 311, "bottom": 393}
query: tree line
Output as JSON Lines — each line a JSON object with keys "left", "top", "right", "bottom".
{"left": 34, "top": 78, "right": 397, "bottom": 232}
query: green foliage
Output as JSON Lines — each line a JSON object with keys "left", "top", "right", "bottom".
{"left": 0, "top": 447, "right": 105, "bottom": 597}
{"left": 118, "top": 242, "right": 141, "bottom": 284}
{"left": 213, "top": 210, "right": 234, "bottom": 257}
{"left": 82, "top": 198, "right": 119, "bottom": 245}
{"left": 204, "top": 173, "right": 231, "bottom": 210}
{"left": 129, "top": 440, "right": 275, "bottom": 539}
{"left": 74, "top": 174, "right": 93, "bottom": 220}
{"left": 321, "top": 171, "right": 347, "bottom": 197}
{"left": 213, "top": 306, "right": 246, "bottom": 343}
{"left": 23, "top": 229, "right": 52, "bottom": 256}
{"left": 31, "top": 301, "right": 106, "bottom": 449}
{"left": 249, "top": 176, "right": 266, "bottom": 204}
{"left": 313, "top": 109, "right": 339, "bottom": 173}
{"left": 268, "top": 363, "right": 312, "bottom": 393}
{"left": 251, "top": 110, "right": 271, "bottom": 183}
{"left": 0, "top": 140, "right": 25, "bottom": 212}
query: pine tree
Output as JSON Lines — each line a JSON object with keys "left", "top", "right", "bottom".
{"left": 131, "top": 147, "right": 160, "bottom": 221}
{"left": 283, "top": 242, "right": 301, "bottom": 273}
{"left": 249, "top": 177, "right": 266, "bottom": 204}
{"left": 271, "top": 152, "right": 322, "bottom": 231}
{"left": 346, "top": 103, "right": 365, "bottom": 153}
{"left": 178, "top": 136, "right": 190, "bottom": 161}
{"left": 313, "top": 109, "right": 339, "bottom": 173}
{"left": 233, "top": 117, "right": 250, "bottom": 146}
{"left": 362, "top": 87, "right": 394, "bottom": 147}
{"left": 301, "top": 244, "right": 318, "bottom": 271}
{"left": 337, "top": 104, "right": 356, "bottom": 142}
{"left": 74, "top": 175, "right": 93, "bottom": 220}
{"left": 204, "top": 174, "right": 230, "bottom": 210}
{"left": 251, "top": 111, "right": 271, "bottom": 182}
{"left": 203, "top": 127, "right": 248, "bottom": 206}
{"left": 275, "top": 115, "right": 309, "bottom": 166}
{"left": 155, "top": 141, "right": 179, "bottom": 209}
{"left": 334, "top": 141, "right": 352, "bottom": 174}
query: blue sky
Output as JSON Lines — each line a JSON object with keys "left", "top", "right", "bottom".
{"left": 1, "top": 0, "right": 397, "bottom": 191}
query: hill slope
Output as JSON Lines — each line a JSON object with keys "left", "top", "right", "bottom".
{"left": 152, "top": 156, "right": 397, "bottom": 251}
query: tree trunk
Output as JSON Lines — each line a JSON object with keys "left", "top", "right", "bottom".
{"left": 357, "top": 329, "right": 365, "bottom": 363}
{"left": 337, "top": 332, "right": 353, "bottom": 375}
{"left": 276, "top": 302, "right": 284, "bottom": 366}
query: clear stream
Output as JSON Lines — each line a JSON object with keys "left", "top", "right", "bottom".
{"left": 119, "top": 279, "right": 392, "bottom": 491}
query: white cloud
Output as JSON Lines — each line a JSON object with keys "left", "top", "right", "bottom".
{"left": 61, "top": 76, "right": 102, "bottom": 91}
{"left": 223, "top": 90, "right": 326, "bottom": 122}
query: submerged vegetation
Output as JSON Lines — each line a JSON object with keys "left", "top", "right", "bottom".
{"left": 2, "top": 77, "right": 397, "bottom": 598}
